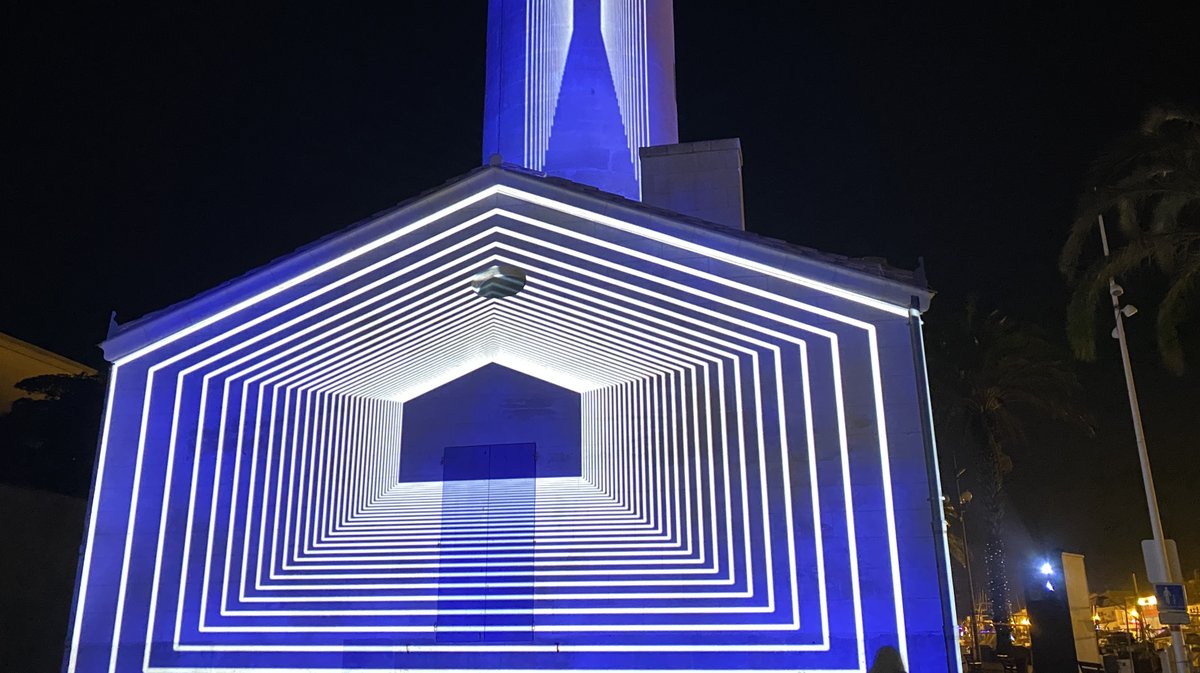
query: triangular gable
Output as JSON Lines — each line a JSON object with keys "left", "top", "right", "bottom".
{"left": 101, "top": 166, "right": 929, "bottom": 364}
{"left": 72, "top": 162, "right": 949, "bottom": 673}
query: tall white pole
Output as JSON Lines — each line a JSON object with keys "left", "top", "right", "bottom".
{"left": 1097, "top": 214, "right": 1190, "bottom": 672}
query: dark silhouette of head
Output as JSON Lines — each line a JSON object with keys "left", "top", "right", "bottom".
{"left": 868, "top": 645, "right": 906, "bottom": 673}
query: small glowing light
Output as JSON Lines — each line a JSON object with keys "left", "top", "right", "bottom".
{"left": 1044, "top": 580, "right": 1054, "bottom": 592}
{"left": 1039, "top": 562, "right": 1053, "bottom": 576}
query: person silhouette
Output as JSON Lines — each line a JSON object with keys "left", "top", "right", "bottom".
{"left": 867, "top": 645, "right": 906, "bottom": 673}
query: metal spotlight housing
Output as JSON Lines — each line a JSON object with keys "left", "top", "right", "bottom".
{"left": 471, "top": 264, "right": 527, "bottom": 299}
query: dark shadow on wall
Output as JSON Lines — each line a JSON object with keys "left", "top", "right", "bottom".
{"left": 398, "top": 364, "right": 581, "bottom": 483}
{"left": 0, "top": 485, "right": 87, "bottom": 673}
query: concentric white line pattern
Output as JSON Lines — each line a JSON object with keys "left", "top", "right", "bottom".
{"left": 600, "top": 0, "right": 649, "bottom": 185}
{"left": 68, "top": 178, "right": 951, "bottom": 673}
{"left": 524, "top": 0, "right": 573, "bottom": 170}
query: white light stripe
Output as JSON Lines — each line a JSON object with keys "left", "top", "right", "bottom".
{"left": 180, "top": 274, "right": 748, "bottom": 614}
{"left": 75, "top": 188, "right": 925, "bottom": 670}
{"left": 164, "top": 248, "right": 825, "bottom": 628}
{"left": 110, "top": 186, "right": 909, "bottom": 366}
{"left": 66, "top": 366, "right": 120, "bottom": 673}
{"left": 150, "top": 260, "right": 825, "bottom": 638}
{"left": 182, "top": 257, "right": 806, "bottom": 623}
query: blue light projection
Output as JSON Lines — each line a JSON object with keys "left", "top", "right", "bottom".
{"left": 66, "top": 170, "right": 957, "bottom": 672}
{"left": 398, "top": 364, "right": 581, "bottom": 482}
{"left": 482, "top": 0, "right": 679, "bottom": 199}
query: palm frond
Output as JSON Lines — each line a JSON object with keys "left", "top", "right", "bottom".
{"left": 1143, "top": 105, "right": 1200, "bottom": 133}
{"left": 1150, "top": 195, "right": 1194, "bottom": 270}
{"left": 927, "top": 301, "right": 1091, "bottom": 494}
{"left": 1065, "top": 238, "right": 1167, "bottom": 360}
{"left": 1116, "top": 197, "right": 1139, "bottom": 238}
{"left": 1155, "top": 251, "right": 1200, "bottom": 374}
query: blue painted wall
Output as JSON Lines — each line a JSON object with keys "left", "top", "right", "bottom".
{"left": 65, "top": 173, "right": 955, "bottom": 673}
{"left": 398, "top": 364, "right": 581, "bottom": 482}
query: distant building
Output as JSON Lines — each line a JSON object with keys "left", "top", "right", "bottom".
{"left": 0, "top": 332, "right": 96, "bottom": 413}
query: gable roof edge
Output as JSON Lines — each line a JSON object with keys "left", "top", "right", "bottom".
{"left": 102, "top": 165, "right": 932, "bottom": 364}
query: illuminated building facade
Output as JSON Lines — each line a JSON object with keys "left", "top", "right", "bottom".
{"left": 66, "top": 2, "right": 958, "bottom": 672}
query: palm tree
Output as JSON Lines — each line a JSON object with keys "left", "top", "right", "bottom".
{"left": 1060, "top": 106, "right": 1200, "bottom": 374}
{"left": 925, "top": 300, "right": 1092, "bottom": 654}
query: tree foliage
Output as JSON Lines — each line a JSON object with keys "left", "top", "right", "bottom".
{"left": 1061, "top": 106, "right": 1200, "bottom": 374}
{"left": 925, "top": 299, "right": 1092, "bottom": 652}
{"left": 0, "top": 372, "right": 105, "bottom": 497}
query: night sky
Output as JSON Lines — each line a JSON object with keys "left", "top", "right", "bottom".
{"left": 5, "top": 2, "right": 1198, "bottom": 591}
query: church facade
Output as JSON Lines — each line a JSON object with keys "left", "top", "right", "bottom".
{"left": 66, "top": 2, "right": 958, "bottom": 672}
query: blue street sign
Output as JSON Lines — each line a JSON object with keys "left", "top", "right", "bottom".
{"left": 1155, "top": 583, "right": 1190, "bottom": 625}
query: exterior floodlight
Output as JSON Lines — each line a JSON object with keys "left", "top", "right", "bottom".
{"left": 1120, "top": 304, "right": 1137, "bottom": 317}
{"left": 471, "top": 264, "right": 527, "bottom": 298}
{"left": 1040, "top": 562, "right": 1053, "bottom": 576}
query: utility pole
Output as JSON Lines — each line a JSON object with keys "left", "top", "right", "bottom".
{"left": 1097, "top": 214, "right": 1191, "bottom": 672}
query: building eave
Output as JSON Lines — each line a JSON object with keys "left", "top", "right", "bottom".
{"left": 102, "top": 165, "right": 932, "bottom": 363}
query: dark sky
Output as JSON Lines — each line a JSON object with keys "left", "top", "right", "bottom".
{"left": 4, "top": 2, "right": 1198, "bottom": 590}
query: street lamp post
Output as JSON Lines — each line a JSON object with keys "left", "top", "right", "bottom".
{"left": 1123, "top": 597, "right": 1130, "bottom": 636}
{"left": 1097, "top": 214, "right": 1191, "bottom": 672}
